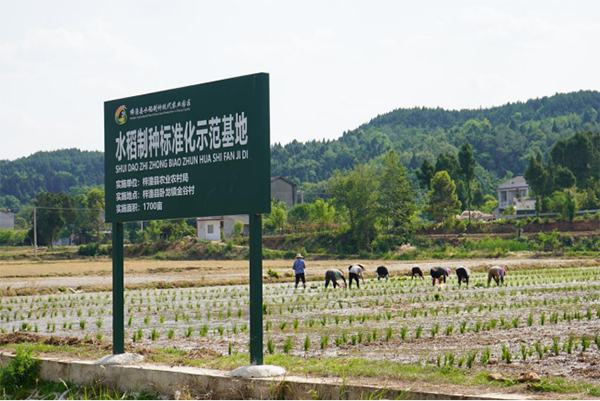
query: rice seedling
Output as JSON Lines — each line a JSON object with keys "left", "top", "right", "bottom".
{"left": 415, "top": 325, "right": 422, "bottom": 339}
{"left": 283, "top": 337, "right": 294, "bottom": 353}
{"left": 304, "top": 335, "right": 311, "bottom": 351}
{"left": 267, "top": 339, "right": 275, "bottom": 354}
{"left": 501, "top": 344, "right": 511, "bottom": 364}
{"left": 480, "top": 347, "right": 491, "bottom": 367}
{"left": 466, "top": 351, "right": 477, "bottom": 369}
{"left": 553, "top": 337, "right": 560, "bottom": 355}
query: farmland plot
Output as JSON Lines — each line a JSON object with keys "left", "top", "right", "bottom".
{"left": 1, "top": 265, "right": 599, "bottom": 385}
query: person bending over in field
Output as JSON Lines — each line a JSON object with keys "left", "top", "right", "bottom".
{"left": 292, "top": 253, "right": 306, "bottom": 289}
{"left": 430, "top": 266, "right": 450, "bottom": 286}
{"left": 376, "top": 265, "right": 389, "bottom": 281}
{"left": 411, "top": 266, "right": 424, "bottom": 279}
{"left": 348, "top": 264, "right": 365, "bottom": 289}
{"left": 325, "top": 269, "right": 347, "bottom": 289}
{"left": 488, "top": 266, "right": 506, "bottom": 286}
{"left": 456, "top": 266, "right": 470, "bottom": 287}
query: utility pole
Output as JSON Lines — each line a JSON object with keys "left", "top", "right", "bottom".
{"left": 33, "top": 207, "right": 37, "bottom": 258}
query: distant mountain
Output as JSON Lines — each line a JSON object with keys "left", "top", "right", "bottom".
{"left": 1, "top": 91, "right": 598, "bottom": 211}
{"left": 0, "top": 149, "right": 104, "bottom": 210}
{"left": 272, "top": 90, "right": 600, "bottom": 191}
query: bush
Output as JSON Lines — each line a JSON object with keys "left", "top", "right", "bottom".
{"left": 0, "top": 229, "right": 27, "bottom": 246}
{"left": 267, "top": 269, "right": 280, "bottom": 279}
{"left": 0, "top": 348, "right": 40, "bottom": 396}
{"left": 78, "top": 242, "right": 108, "bottom": 256}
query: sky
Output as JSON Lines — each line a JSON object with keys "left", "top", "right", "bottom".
{"left": 1, "top": 0, "right": 599, "bottom": 161}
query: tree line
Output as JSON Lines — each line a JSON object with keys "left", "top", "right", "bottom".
{"left": 265, "top": 132, "right": 599, "bottom": 252}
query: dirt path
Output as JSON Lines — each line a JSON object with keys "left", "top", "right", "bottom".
{"left": 0, "top": 257, "right": 594, "bottom": 290}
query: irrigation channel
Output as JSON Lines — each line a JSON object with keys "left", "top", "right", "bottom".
{"left": 1, "top": 265, "right": 599, "bottom": 386}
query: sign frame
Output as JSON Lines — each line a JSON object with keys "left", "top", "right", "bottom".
{"left": 104, "top": 73, "right": 270, "bottom": 365}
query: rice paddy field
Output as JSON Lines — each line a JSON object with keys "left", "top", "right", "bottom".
{"left": 1, "top": 262, "right": 599, "bottom": 389}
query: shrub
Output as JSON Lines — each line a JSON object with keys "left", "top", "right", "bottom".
{"left": 267, "top": 269, "right": 280, "bottom": 279}
{"left": 0, "top": 348, "right": 40, "bottom": 395}
{"left": 78, "top": 242, "right": 108, "bottom": 256}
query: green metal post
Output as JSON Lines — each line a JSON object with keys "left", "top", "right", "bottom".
{"left": 249, "top": 213, "right": 263, "bottom": 365}
{"left": 112, "top": 222, "right": 124, "bottom": 354}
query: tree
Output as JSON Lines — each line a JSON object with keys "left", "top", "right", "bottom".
{"left": 426, "top": 171, "right": 461, "bottom": 222}
{"left": 458, "top": 142, "right": 477, "bottom": 221}
{"left": 86, "top": 189, "right": 105, "bottom": 243}
{"left": 233, "top": 221, "right": 245, "bottom": 238}
{"left": 32, "top": 192, "right": 76, "bottom": 247}
{"left": 329, "top": 165, "right": 378, "bottom": 250}
{"left": 435, "top": 152, "right": 460, "bottom": 182}
{"left": 416, "top": 158, "right": 435, "bottom": 190}
{"left": 378, "top": 150, "right": 415, "bottom": 242}
{"left": 550, "top": 132, "right": 600, "bottom": 189}
{"left": 264, "top": 199, "right": 287, "bottom": 233}
{"left": 471, "top": 182, "right": 485, "bottom": 208}
{"left": 288, "top": 203, "right": 312, "bottom": 228}
{"left": 309, "top": 198, "right": 335, "bottom": 229}
{"left": 524, "top": 152, "right": 549, "bottom": 215}
{"left": 554, "top": 166, "right": 576, "bottom": 190}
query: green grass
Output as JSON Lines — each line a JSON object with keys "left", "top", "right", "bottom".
{"left": 2, "top": 343, "right": 599, "bottom": 398}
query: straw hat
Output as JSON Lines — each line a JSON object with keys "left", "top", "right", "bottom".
{"left": 296, "top": 253, "right": 303, "bottom": 259}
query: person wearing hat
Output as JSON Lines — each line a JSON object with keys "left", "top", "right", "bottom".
{"left": 292, "top": 253, "right": 306, "bottom": 289}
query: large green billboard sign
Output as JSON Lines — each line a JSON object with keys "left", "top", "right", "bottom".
{"left": 104, "top": 73, "right": 270, "bottom": 222}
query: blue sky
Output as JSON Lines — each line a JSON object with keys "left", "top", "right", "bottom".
{"left": 1, "top": 0, "right": 599, "bottom": 160}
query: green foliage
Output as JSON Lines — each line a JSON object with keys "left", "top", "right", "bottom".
{"left": 329, "top": 165, "right": 378, "bottom": 251}
{"left": 78, "top": 242, "right": 108, "bottom": 256}
{"left": 416, "top": 158, "right": 435, "bottom": 190}
{"left": 378, "top": 150, "right": 416, "bottom": 243}
{"left": 426, "top": 171, "right": 461, "bottom": 222}
{"left": 0, "top": 348, "right": 40, "bottom": 396}
{"left": 0, "top": 149, "right": 104, "bottom": 209}
{"left": 264, "top": 199, "right": 288, "bottom": 233}
{"left": 0, "top": 229, "right": 27, "bottom": 246}
{"left": 267, "top": 269, "right": 280, "bottom": 279}
{"left": 233, "top": 221, "right": 244, "bottom": 238}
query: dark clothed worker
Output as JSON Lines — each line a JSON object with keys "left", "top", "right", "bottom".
{"left": 430, "top": 266, "right": 451, "bottom": 286}
{"left": 411, "top": 266, "right": 424, "bottom": 279}
{"left": 292, "top": 253, "right": 306, "bottom": 289}
{"left": 456, "top": 266, "right": 470, "bottom": 287}
{"left": 325, "top": 269, "right": 347, "bottom": 289}
{"left": 376, "top": 265, "right": 389, "bottom": 281}
{"left": 488, "top": 266, "right": 506, "bottom": 286}
{"left": 348, "top": 264, "right": 365, "bottom": 289}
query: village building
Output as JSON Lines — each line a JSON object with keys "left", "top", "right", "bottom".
{"left": 197, "top": 176, "right": 296, "bottom": 240}
{"left": 496, "top": 175, "right": 536, "bottom": 214}
{"left": 0, "top": 210, "right": 15, "bottom": 230}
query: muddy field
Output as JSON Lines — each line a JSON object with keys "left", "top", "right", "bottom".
{"left": 1, "top": 258, "right": 599, "bottom": 389}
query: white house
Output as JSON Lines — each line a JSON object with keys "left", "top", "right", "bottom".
{"left": 196, "top": 176, "right": 295, "bottom": 241}
{"left": 196, "top": 217, "right": 222, "bottom": 241}
{"left": 196, "top": 214, "right": 250, "bottom": 241}
{"left": 497, "top": 176, "right": 535, "bottom": 213}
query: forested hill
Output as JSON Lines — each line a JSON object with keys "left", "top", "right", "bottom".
{"left": 271, "top": 90, "right": 600, "bottom": 186}
{"left": 0, "top": 149, "right": 104, "bottom": 210}
{"left": 1, "top": 91, "right": 599, "bottom": 211}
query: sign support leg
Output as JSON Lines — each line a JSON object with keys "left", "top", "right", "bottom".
{"left": 249, "top": 213, "right": 263, "bottom": 365}
{"left": 112, "top": 222, "right": 124, "bottom": 355}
